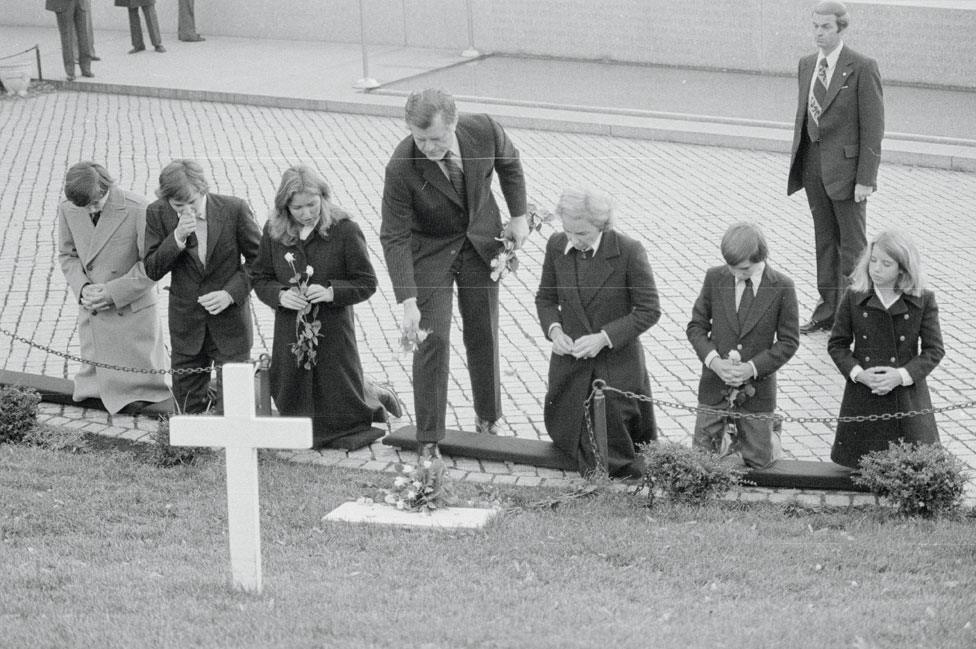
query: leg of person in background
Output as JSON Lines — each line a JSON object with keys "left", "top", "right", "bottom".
{"left": 73, "top": 0, "right": 93, "bottom": 77}
{"left": 54, "top": 7, "right": 79, "bottom": 80}
{"left": 178, "top": 0, "right": 205, "bottom": 41}
{"left": 143, "top": 5, "right": 166, "bottom": 52}
{"left": 127, "top": 7, "right": 146, "bottom": 54}
{"left": 83, "top": 0, "right": 99, "bottom": 61}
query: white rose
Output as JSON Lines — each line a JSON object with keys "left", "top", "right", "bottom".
{"left": 284, "top": 252, "right": 296, "bottom": 263}
{"left": 305, "top": 265, "right": 314, "bottom": 277}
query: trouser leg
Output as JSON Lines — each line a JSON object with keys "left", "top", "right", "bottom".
{"left": 801, "top": 141, "right": 843, "bottom": 323}
{"left": 143, "top": 6, "right": 162, "bottom": 47}
{"left": 128, "top": 8, "right": 145, "bottom": 49}
{"left": 178, "top": 0, "right": 197, "bottom": 39}
{"left": 455, "top": 242, "right": 501, "bottom": 423}
{"left": 413, "top": 281, "right": 454, "bottom": 443}
{"left": 55, "top": 10, "right": 76, "bottom": 76}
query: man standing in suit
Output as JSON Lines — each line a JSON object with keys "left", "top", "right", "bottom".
{"left": 687, "top": 223, "right": 799, "bottom": 468}
{"left": 144, "top": 160, "right": 261, "bottom": 414}
{"left": 381, "top": 88, "right": 528, "bottom": 460}
{"left": 788, "top": 1, "right": 883, "bottom": 334}
{"left": 45, "top": 0, "right": 93, "bottom": 81}
{"left": 536, "top": 189, "right": 660, "bottom": 478}
{"left": 58, "top": 161, "right": 169, "bottom": 413}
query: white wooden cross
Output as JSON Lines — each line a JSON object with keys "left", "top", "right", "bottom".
{"left": 168, "top": 363, "right": 312, "bottom": 593}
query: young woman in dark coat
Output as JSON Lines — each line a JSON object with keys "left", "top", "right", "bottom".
{"left": 251, "top": 165, "right": 379, "bottom": 448}
{"left": 828, "top": 229, "right": 944, "bottom": 468}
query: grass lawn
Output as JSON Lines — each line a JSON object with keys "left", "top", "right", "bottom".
{"left": 1, "top": 439, "right": 974, "bottom": 649}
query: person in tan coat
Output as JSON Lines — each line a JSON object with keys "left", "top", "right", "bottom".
{"left": 58, "top": 161, "right": 170, "bottom": 414}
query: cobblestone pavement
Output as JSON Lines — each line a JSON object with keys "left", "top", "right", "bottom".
{"left": 2, "top": 90, "right": 975, "bottom": 500}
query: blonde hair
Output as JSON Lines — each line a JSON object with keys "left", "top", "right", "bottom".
{"left": 268, "top": 165, "right": 351, "bottom": 246}
{"left": 849, "top": 229, "right": 926, "bottom": 296}
{"left": 555, "top": 188, "right": 614, "bottom": 231}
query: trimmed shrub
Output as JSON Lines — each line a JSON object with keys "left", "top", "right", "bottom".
{"left": 638, "top": 440, "right": 746, "bottom": 506}
{"left": 21, "top": 424, "right": 90, "bottom": 453}
{"left": 0, "top": 385, "right": 42, "bottom": 444}
{"left": 853, "top": 441, "right": 968, "bottom": 518}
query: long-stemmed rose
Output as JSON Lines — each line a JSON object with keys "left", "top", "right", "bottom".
{"left": 284, "top": 252, "right": 323, "bottom": 369}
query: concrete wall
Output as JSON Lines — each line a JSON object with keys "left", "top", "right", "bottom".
{"left": 4, "top": 0, "right": 974, "bottom": 88}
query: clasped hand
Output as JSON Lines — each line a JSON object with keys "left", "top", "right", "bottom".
{"left": 279, "top": 285, "right": 332, "bottom": 311}
{"left": 856, "top": 366, "right": 902, "bottom": 395}
{"left": 80, "top": 284, "right": 113, "bottom": 312}
{"left": 198, "top": 290, "right": 234, "bottom": 315}
{"left": 551, "top": 329, "right": 607, "bottom": 360}
{"left": 709, "top": 357, "right": 754, "bottom": 387}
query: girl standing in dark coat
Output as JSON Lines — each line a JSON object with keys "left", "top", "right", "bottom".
{"left": 252, "top": 166, "right": 378, "bottom": 448}
{"left": 828, "top": 230, "right": 944, "bottom": 468}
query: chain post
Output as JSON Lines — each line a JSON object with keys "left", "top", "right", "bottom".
{"left": 591, "top": 379, "right": 609, "bottom": 475}
{"left": 254, "top": 353, "right": 272, "bottom": 416}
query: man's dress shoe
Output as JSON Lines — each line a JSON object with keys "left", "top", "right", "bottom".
{"left": 799, "top": 319, "right": 833, "bottom": 334}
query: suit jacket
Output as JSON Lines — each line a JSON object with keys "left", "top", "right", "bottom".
{"left": 46, "top": 0, "right": 84, "bottom": 11}
{"left": 687, "top": 264, "right": 799, "bottom": 411}
{"left": 380, "top": 113, "right": 527, "bottom": 303}
{"left": 144, "top": 193, "right": 261, "bottom": 357}
{"left": 787, "top": 45, "right": 884, "bottom": 200}
{"left": 57, "top": 186, "right": 169, "bottom": 413}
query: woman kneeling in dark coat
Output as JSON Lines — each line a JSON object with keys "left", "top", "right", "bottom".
{"left": 828, "top": 229, "right": 944, "bottom": 468}
{"left": 252, "top": 165, "right": 378, "bottom": 448}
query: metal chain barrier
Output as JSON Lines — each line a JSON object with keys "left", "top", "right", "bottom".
{"left": 0, "top": 325, "right": 240, "bottom": 375}
{"left": 588, "top": 383, "right": 976, "bottom": 425}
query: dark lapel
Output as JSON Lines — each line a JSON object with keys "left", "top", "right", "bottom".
{"left": 799, "top": 54, "right": 816, "bottom": 105}
{"left": 83, "top": 186, "right": 126, "bottom": 265}
{"left": 821, "top": 46, "right": 853, "bottom": 114}
{"left": 553, "top": 241, "right": 593, "bottom": 334}
{"left": 456, "top": 120, "right": 487, "bottom": 213}
{"left": 203, "top": 194, "right": 225, "bottom": 269}
{"left": 739, "top": 265, "right": 780, "bottom": 337}
{"left": 577, "top": 230, "right": 619, "bottom": 310}
{"left": 415, "top": 148, "right": 464, "bottom": 210}
{"left": 719, "top": 267, "right": 739, "bottom": 334}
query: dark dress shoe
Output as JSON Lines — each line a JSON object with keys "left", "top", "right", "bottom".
{"left": 65, "top": 73, "right": 76, "bottom": 81}
{"left": 128, "top": 46, "right": 146, "bottom": 54}
{"left": 372, "top": 383, "right": 403, "bottom": 418}
{"left": 154, "top": 45, "right": 167, "bottom": 53}
{"left": 81, "top": 71, "right": 94, "bottom": 78}
{"left": 90, "top": 55, "right": 101, "bottom": 61}
{"left": 799, "top": 319, "right": 833, "bottom": 334}
{"left": 179, "top": 35, "right": 206, "bottom": 42}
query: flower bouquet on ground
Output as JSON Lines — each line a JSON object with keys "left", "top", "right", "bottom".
{"left": 489, "top": 201, "right": 556, "bottom": 282}
{"left": 284, "top": 252, "right": 323, "bottom": 369}
{"left": 379, "top": 459, "right": 456, "bottom": 513}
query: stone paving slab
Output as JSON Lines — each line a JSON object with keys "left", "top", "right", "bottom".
{"left": 323, "top": 500, "right": 498, "bottom": 530}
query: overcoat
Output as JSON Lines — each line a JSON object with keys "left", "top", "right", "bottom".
{"left": 828, "top": 288, "right": 944, "bottom": 468}
{"left": 57, "top": 186, "right": 169, "bottom": 413}
{"left": 251, "top": 219, "right": 377, "bottom": 446}
{"left": 144, "top": 193, "right": 261, "bottom": 358}
{"left": 535, "top": 229, "right": 660, "bottom": 476}
{"left": 687, "top": 264, "right": 800, "bottom": 413}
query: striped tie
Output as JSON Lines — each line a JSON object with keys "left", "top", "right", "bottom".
{"left": 443, "top": 151, "right": 467, "bottom": 208}
{"left": 806, "top": 58, "right": 829, "bottom": 142}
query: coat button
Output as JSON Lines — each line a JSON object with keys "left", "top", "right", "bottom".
{"left": 865, "top": 356, "right": 870, "bottom": 362}
{"left": 86, "top": 263, "right": 94, "bottom": 271}
{"left": 900, "top": 335, "right": 905, "bottom": 341}
{"left": 890, "top": 357, "right": 896, "bottom": 363}
{"left": 863, "top": 312, "right": 868, "bottom": 318}
{"left": 904, "top": 314, "right": 909, "bottom": 320}
{"left": 736, "top": 344, "right": 743, "bottom": 350}
{"left": 862, "top": 334, "right": 867, "bottom": 339}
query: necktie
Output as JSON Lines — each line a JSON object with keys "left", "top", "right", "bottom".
{"left": 738, "top": 278, "right": 754, "bottom": 328}
{"left": 90, "top": 211, "right": 101, "bottom": 227}
{"left": 443, "top": 151, "right": 467, "bottom": 208}
{"left": 806, "top": 58, "right": 829, "bottom": 142}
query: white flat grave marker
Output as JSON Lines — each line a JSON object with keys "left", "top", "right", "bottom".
{"left": 324, "top": 500, "right": 498, "bottom": 530}
{"left": 169, "top": 363, "right": 312, "bottom": 593}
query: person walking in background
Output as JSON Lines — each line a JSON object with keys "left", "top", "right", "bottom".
{"left": 787, "top": 1, "right": 883, "bottom": 334}
{"left": 45, "top": 0, "right": 93, "bottom": 81}
{"left": 71, "top": 0, "right": 100, "bottom": 65}
{"left": 178, "top": 0, "right": 205, "bottom": 42}
{"left": 380, "top": 88, "right": 528, "bottom": 461}
{"left": 116, "top": 0, "right": 166, "bottom": 54}
{"left": 828, "top": 230, "right": 944, "bottom": 469}
{"left": 57, "top": 161, "right": 169, "bottom": 414}
{"left": 536, "top": 189, "right": 660, "bottom": 479}
{"left": 687, "top": 223, "right": 799, "bottom": 469}
{"left": 251, "top": 166, "right": 392, "bottom": 449}
{"left": 144, "top": 159, "right": 260, "bottom": 414}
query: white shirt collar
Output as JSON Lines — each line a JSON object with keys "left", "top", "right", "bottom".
{"left": 818, "top": 41, "right": 844, "bottom": 70}
{"left": 737, "top": 262, "right": 766, "bottom": 290}
{"left": 564, "top": 231, "right": 604, "bottom": 256}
